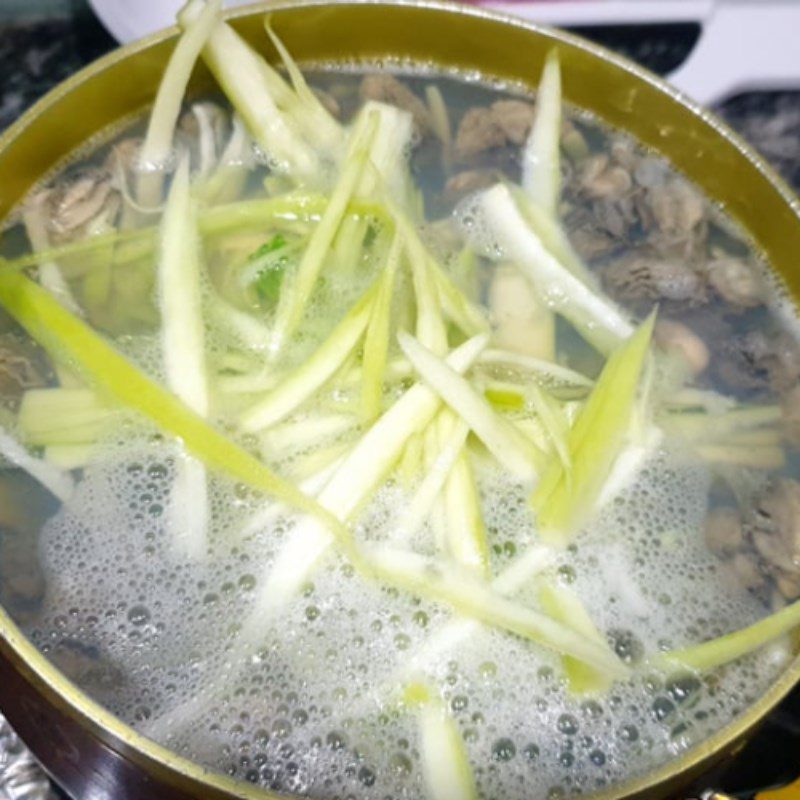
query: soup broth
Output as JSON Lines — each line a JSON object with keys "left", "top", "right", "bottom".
{"left": 0, "top": 10, "right": 799, "bottom": 800}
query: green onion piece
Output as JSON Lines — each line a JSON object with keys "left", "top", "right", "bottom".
{"left": 262, "top": 16, "right": 344, "bottom": 159}
{"left": 206, "top": 290, "right": 272, "bottom": 352}
{"left": 403, "top": 683, "right": 478, "bottom": 800}
{"left": 394, "top": 409, "right": 469, "bottom": 543}
{"left": 658, "top": 599, "right": 800, "bottom": 673}
{"left": 21, "top": 195, "right": 82, "bottom": 318}
{"left": 360, "top": 231, "right": 402, "bottom": 421}
{"left": 539, "top": 582, "right": 613, "bottom": 695}
{"left": 396, "top": 214, "right": 449, "bottom": 354}
{"left": 522, "top": 49, "right": 562, "bottom": 216}
{"left": 157, "top": 158, "right": 211, "bottom": 557}
{"left": 512, "top": 186, "right": 596, "bottom": 285}
{"left": 398, "top": 332, "right": 543, "bottom": 482}
{"left": 444, "top": 449, "right": 489, "bottom": 578}
{"left": 527, "top": 383, "right": 572, "bottom": 480}
{"left": 197, "top": 114, "right": 252, "bottom": 206}
{"left": 44, "top": 443, "right": 94, "bottom": 470}
{"left": 368, "top": 546, "right": 629, "bottom": 677}
{"left": 428, "top": 256, "right": 490, "bottom": 338}
{"left": 247, "top": 335, "right": 488, "bottom": 616}
{"left": 471, "top": 185, "right": 633, "bottom": 354}
{"left": 137, "top": 0, "right": 221, "bottom": 208}
{"left": 316, "top": 334, "right": 488, "bottom": 522}
{"left": 241, "top": 281, "right": 379, "bottom": 432}
{"left": 479, "top": 348, "right": 594, "bottom": 389}
{"left": 158, "top": 158, "right": 209, "bottom": 415}
{"left": 531, "top": 312, "right": 655, "bottom": 546}
{"left": 271, "top": 110, "right": 379, "bottom": 348}
{"left": 178, "top": 1, "right": 316, "bottom": 179}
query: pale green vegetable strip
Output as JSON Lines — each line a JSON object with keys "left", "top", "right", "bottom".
{"left": 260, "top": 414, "right": 357, "bottom": 456}
{"left": 22, "top": 195, "right": 81, "bottom": 317}
{"left": 249, "top": 335, "right": 488, "bottom": 615}
{"left": 404, "top": 684, "right": 478, "bottom": 800}
{"left": 3, "top": 193, "right": 334, "bottom": 275}
{"left": 368, "top": 546, "right": 629, "bottom": 676}
{"left": 286, "top": 440, "right": 351, "bottom": 482}
{"left": 539, "top": 582, "right": 613, "bottom": 695}
{"left": 659, "top": 598, "right": 800, "bottom": 673}
{"left": 396, "top": 213, "right": 487, "bottom": 338}
{"left": 241, "top": 283, "right": 378, "bottom": 432}
{"left": 527, "top": 383, "right": 572, "bottom": 478}
{"left": 263, "top": 16, "right": 344, "bottom": 158}
{"left": 513, "top": 416, "right": 552, "bottom": 453}
{"left": 19, "top": 387, "right": 109, "bottom": 420}
{"left": 216, "top": 366, "right": 283, "bottom": 395}
{"left": 596, "top": 426, "right": 663, "bottom": 508}
{"left": 513, "top": 188, "right": 595, "bottom": 285}
{"left": 159, "top": 158, "right": 209, "bottom": 416}
{"left": 158, "top": 157, "right": 210, "bottom": 559}
{"left": 361, "top": 232, "right": 402, "bottom": 421}
{"left": 192, "top": 103, "right": 230, "bottom": 177}
{"left": 309, "top": 334, "right": 487, "bottom": 520}
{"left": 479, "top": 348, "right": 594, "bottom": 388}
{"left": 207, "top": 289, "right": 271, "bottom": 352}
{"left": 426, "top": 84, "right": 453, "bottom": 171}
{"left": 168, "top": 455, "right": 209, "bottom": 559}
{"left": 354, "top": 101, "right": 414, "bottom": 203}
{"left": 137, "top": 0, "right": 221, "bottom": 208}
{"left": 485, "top": 382, "right": 526, "bottom": 411}
{"left": 18, "top": 386, "right": 116, "bottom": 448}
{"left": 271, "top": 111, "right": 379, "bottom": 348}
{"left": 178, "top": 1, "right": 316, "bottom": 179}
{"left": 0, "top": 428, "right": 73, "bottom": 502}
{"left": 330, "top": 216, "right": 369, "bottom": 275}
{"left": 532, "top": 313, "right": 655, "bottom": 545}
{"left": 444, "top": 450, "right": 489, "bottom": 577}
{"left": 398, "top": 332, "right": 543, "bottom": 482}
{"left": 664, "top": 405, "right": 781, "bottom": 441}
{"left": 394, "top": 545, "right": 555, "bottom": 682}
{"left": 394, "top": 412, "right": 470, "bottom": 543}
{"left": 22, "top": 418, "right": 114, "bottom": 447}
{"left": 424, "top": 419, "right": 449, "bottom": 552}
{"left": 44, "top": 443, "right": 94, "bottom": 470}
{"left": 428, "top": 258, "right": 489, "bottom": 337}
{"left": 401, "top": 218, "right": 448, "bottom": 355}
{"left": 237, "top": 457, "right": 342, "bottom": 541}
{"left": 0, "top": 269, "right": 341, "bottom": 536}
{"left": 471, "top": 185, "right": 633, "bottom": 354}
{"left": 522, "top": 50, "right": 561, "bottom": 215}
{"left": 198, "top": 114, "right": 252, "bottom": 206}
{"left": 399, "top": 431, "right": 424, "bottom": 485}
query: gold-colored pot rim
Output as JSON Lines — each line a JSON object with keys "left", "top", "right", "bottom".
{"left": 0, "top": 3, "right": 799, "bottom": 799}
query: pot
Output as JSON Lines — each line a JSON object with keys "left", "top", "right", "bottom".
{"left": 0, "top": 3, "right": 799, "bottom": 798}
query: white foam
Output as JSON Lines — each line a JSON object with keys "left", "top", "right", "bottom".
{"left": 27, "top": 433, "right": 787, "bottom": 800}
